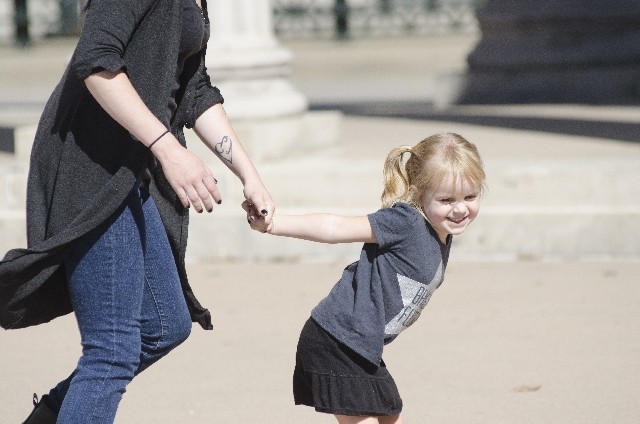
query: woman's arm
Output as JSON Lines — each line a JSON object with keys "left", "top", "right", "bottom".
{"left": 193, "top": 104, "right": 274, "bottom": 222}
{"left": 243, "top": 202, "right": 377, "bottom": 244}
{"left": 85, "top": 70, "right": 220, "bottom": 213}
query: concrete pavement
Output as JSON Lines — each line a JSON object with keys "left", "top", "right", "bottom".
{"left": 2, "top": 261, "right": 640, "bottom": 423}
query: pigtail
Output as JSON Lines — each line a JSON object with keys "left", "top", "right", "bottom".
{"left": 381, "top": 146, "right": 413, "bottom": 208}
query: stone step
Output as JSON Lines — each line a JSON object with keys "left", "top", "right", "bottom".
{"left": 5, "top": 115, "right": 640, "bottom": 210}
{"left": 0, "top": 156, "right": 27, "bottom": 212}
{"left": 3, "top": 153, "right": 639, "bottom": 212}
{"left": 0, "top": 210, "right": 26, "bottom": 255}
{"left": 2, "top": 115, "right": 640, "bottom": 261}
{"left": 183, "top": 206, "right": 640, "bottom": 262}
{"left": 251, "top": 157, "right": 640, "bottom": 209}
{"left": 2, "top": 203, "right": 638, "bottom": 262}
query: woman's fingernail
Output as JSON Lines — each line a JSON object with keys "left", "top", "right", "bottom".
{"left": 217, "top": 200, "right": 222, "bottom": 205}
{"left": 214, "top": 178, "right": 218, "bottom": 184}
{"left": 261, "top": 209, "right": 268, "bottom": 215}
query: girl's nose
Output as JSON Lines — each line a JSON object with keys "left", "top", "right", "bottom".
{"left": 452, "top": 201, "right": 467, "bottom": 214}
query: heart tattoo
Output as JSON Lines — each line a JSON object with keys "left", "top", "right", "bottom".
{"left": 215, "top": 135, "right": 233, "bottom": 164}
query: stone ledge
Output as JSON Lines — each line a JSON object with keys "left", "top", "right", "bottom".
{"left": 2, "top": 205, "right": 638, "bottom": 262}
{"left": 184, "top": 207, "right": 640, "bottom": 263}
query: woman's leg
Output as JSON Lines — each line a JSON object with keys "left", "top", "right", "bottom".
{"left": 136, "top": 184, "right": 191, "bottom": 373}
{"left": 56, "top": 187, "right": 147, "bottom": 424}
{"left": 44, "top": 185, "right": 191, "bottom": 420}
{"left": 335, "top": 414, "right": 403, "bottom": 424}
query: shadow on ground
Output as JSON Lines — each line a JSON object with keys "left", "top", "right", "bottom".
{"left": 312, "top": 101, "right": 640, "bottom": 144}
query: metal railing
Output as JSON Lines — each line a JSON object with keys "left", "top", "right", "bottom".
{"left": 0, "top": 0, "right": 60, "bottom": 43}
{"left": 273, "top": 0, "right": 484, "bottom": 39}
{"left": 1, "top": 0, "right": 483, "bottom": 45}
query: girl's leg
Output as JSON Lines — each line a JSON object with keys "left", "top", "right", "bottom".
{"left": 56, "top": 188, "right": 147, "bottom": 424}
{"left": 379, "top": 414, "right": 403, "bottom": 424}
{"left": 335, "top": 416, "right": 379, "bottom": 424}
{"left": 335, "top": 414, "right": 403, "bottom": 424}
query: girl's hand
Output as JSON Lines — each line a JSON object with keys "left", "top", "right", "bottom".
{"left": 242, "top": 200, "right": 273, "bottom": 233}
{"left": 152, "top": 136, "right": 221, "bottom": 213}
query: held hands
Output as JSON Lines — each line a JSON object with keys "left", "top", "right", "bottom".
{"left": 242, "top": 179, "right": 274, "bottom": 223}
{"left": 151, "top": 135, "right": 221, "bottom": 213}
{"left": 148, "top": 127, "right": 275, "bottom": 224}
{"left": 242, "top": 200, "right": 273, "bottom": 234}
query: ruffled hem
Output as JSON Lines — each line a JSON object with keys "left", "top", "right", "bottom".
{"left": 293, "top": 366, "right": 402, "bottom": 416}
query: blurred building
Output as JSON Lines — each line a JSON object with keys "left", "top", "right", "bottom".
{"left": 3, "top": 0, "right": 637, "bottom": 104}
{"left": 457, "top": 0, "right": 640, "bottom": 104}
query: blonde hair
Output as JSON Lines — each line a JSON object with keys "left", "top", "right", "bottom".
{"left": 381, "top": 133, "right": 486, "bottom": 208}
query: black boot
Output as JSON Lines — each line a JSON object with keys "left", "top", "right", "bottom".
{"left": 22, "top": 393, "right": 57, "bottom": 424}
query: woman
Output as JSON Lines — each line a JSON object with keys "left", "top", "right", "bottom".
{"left": 0, "top": 0, "right": 273, "bottom": 422}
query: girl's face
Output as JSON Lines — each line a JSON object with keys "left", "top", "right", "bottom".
{"left": 419, "top": 175, "right": 481, "bottom": 243}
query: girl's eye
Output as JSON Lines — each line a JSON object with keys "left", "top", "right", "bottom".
{"left": 465, "top": 195, "right": 478, "bottom": 201}
{"left": 440, "top": 198, "right": 454, "bottom": 204}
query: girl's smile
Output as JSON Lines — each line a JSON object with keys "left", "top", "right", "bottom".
{"left": 419, "top": 176, "right": 481, "bottom": 243}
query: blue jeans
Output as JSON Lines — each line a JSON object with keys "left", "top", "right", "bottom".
{"left": 46, "top": 183, "right": 192, "bottom": 423}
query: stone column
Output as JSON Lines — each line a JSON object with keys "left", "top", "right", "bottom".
{"left": 186, "top": 1, "right": 343, "bottom": 263}
{"left": 205, "top": 0, "right": 308, "bottom": 119}
{"left": 193, "top": 0, "right": 344, "bottom": 164}
{"left": 457, "top": 0, "right": 640, "bottom": 104}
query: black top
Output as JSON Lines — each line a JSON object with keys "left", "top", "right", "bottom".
{"left": 167, "top": 0, "right": 210, "bottom": 123}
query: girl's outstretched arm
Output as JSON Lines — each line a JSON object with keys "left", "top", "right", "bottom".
{"left": 242, "top": 201, "right": 377, "bottom": 244}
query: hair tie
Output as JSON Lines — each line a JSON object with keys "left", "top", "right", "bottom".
{"left": 148, "top": 129, "right": 170, "bottom": 150}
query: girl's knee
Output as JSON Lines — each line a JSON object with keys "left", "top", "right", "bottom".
{"left": 379, "top": 414, "right": 403, "bottom": 424}
{"left": 335, "top": 414, "right": 403, "bottom": 424}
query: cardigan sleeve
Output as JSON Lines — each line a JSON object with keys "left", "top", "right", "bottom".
{"left": 70, "top": 0, "right": 158, "bottom": 80}
{"left": 185, "top": 48, "right": 225, "bottom": 128}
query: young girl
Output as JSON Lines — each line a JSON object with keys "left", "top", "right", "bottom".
{"left": 244, "top": 133, "right": 486, "bottom": 424}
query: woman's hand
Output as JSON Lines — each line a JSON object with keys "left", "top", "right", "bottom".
{"left": 242, "top": 178, "right": 274, "bottom": 225}
{"left": 84, "top": 70, "right": 220, "bottom": 211}
{"left": 151, "top": 136, "right": 221, "bottom": 212}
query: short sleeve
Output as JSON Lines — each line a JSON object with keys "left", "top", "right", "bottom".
{"left": 187, "top": 49, "right": 225, "bottom": 128}
{"left": 70, "top": 0, "right": 157, "bottom": 80}
{"left": 368, "top": 203, "right": 421, "bottom": 250}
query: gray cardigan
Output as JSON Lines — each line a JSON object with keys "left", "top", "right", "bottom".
{"left": 0, "top": 0, "right": 223, "bottom": 330}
